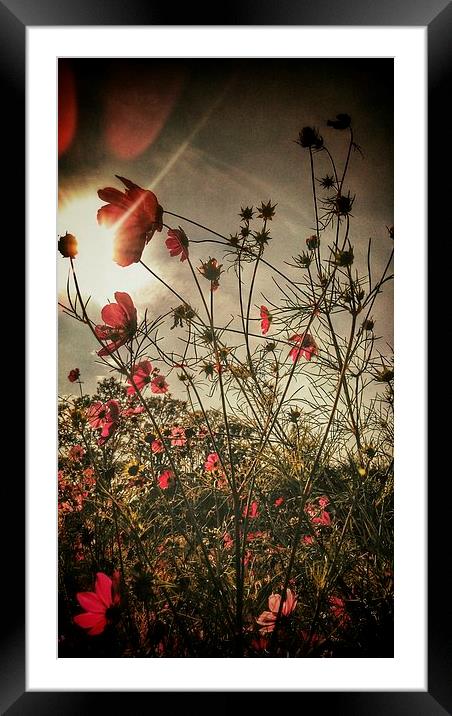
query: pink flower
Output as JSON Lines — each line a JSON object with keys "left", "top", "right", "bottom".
{"left": 68, "top": 368, "right": 80, "bottom": 383}
{"left": 69, "top": 445, "right": 85, "bottom": 462}
{"left": 289, "top": 333, "right": 319, "bottom": 362}
{"left": 151, "top": 439, "right": 164, "bottom": 454}
{"left": 95, "top": 292, "right": 137, "bottom": 356}
{"left": 312, "top": 510, "right": 331, "bottom": 526}
{"left": 303, "top": 535, "right": 314, "bottom": 545}
{"left": 165, "top": 227, "right": 189, "bottom": 262}
{"left": 170, "top": 427, "right": 186, "bottom": 447}
{"left": 251, "top": 635, "right": 269, "bottom": 652}
{"left": 86, "top": 400, "right": 120, "bottom": 445}
{"left": 97, "top": 175, "right": 163, "bottom": 267}
{"left": 318, "top": 496, "right": 329, "bottom": 508}
{"left": 86, "top": 400, "right": 120, "bottom": 430}
{"left": 121, "top": 405, "right": 145, "bottom": 417}
{"left": 256, "top": 589, "right": 298, "bottom": 634}
{"left": 329, "top": 596, "right": 350, "bottom": 625}
{"left": 223, "top": 532, "right": 234, "bottom": 550}
{"left": 260, "top": 305, "right": 272, "bottom": 335}
{"left": 204, "top": 452, "right": 222, "bottom": 473}
{"left": 274, "top": 497, "right": 284, "bottom": 507}
{"left": 243, "top": 501, "right": 259, "bottom": 519}
{"left": 158, "top": 469, "right": 173, "bottom": 490}
{"left": 73, "top": 571, "right": 120, "bottom": 636}
{"left": 151, "top": 374, "right": 169, "bottom": 394}
{"left": 127, "top": 360, "right": 153, "bottom": 394}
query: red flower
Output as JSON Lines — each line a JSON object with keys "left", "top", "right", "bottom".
{"left": 121, "top": 405, "right": 145, "bottom": 417}
{"left": 86, "top": 400, "right": 120, "bottom": 445}
{"left": 68, "top": 368, "right": 80, "bottom": 383}
{"left": 251, "top": 635, "right": 269, "bottom": 652}
{"left": 312, "top": 510, "right": 331, "bottom": 526}
{"left": 127, "top": 360, "right": 153, "bottom": 394}
{"left": 256, "top": 589, "right": 298, "bottom": 634}
{"left": 158, "top": 469, "right": 173, "bottom": 490}
{"left": 165, "top": 227, "right": 189, "bottom": 262}
{"left": 73, "top": 571, "right": 120, "bottom": 636}
{"left": 170, "top": 427, "right": 186, "bottom": 447}
{"left": 97, "top": 175, "right": 163, "bottom": 267}
{"left": 151, "top": 439, "right": 164, "bottom": 454}
{"left": 151, "top": 374, "right": 169, "bottom": 394}
{"left": 318, "top": 496, "right": 329, "bottom": 508}
{"left": 303, "top": 535, "right": 314, "bottom": 545}
{"left": 329, "top": 596, "right": 350, "bottom": 625}
{"left": 69, "top": 445, "right": 85, "bottom": 462}
{"left": 260, "top": 305, "right": 272, "bottom": 335}
{"left": 223, "top": 532, "right": 234, "bottom": 550}
{"left": 274, "top": 497, "right": 284, "bottom": 507}
{"left": 204, "top": 452, "right": 222, "bottom": 473}
{"left": 289, "top": 333, "right": 319, "bottom": 362}
{"left": 243, "top": 501, "right": 259, "bottom": 519}
{"left": 95, "top": 292, "right": 137, "bottom": 357}
{"left": 87, "top": 400, "right": 119, "bottom": 429}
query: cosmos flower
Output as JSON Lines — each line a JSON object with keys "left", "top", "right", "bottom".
{"left": 97, "top": 175, "right": 163, "bottom": 267}
{"left": 296, "top": 127, "right": 323, "bottom": 150}
{"left": 312, "top": 510, "right": 331, "bottom": 526}
{"left": 243, "top": 501, "right": 259, "bottom": 519}
{"left": 327, "top": 113, "right": 351, "bottom": 130}
{"left": 289, "top": 333, "right": 319, "bottom": 362}
{"left": 121, "top": 405, "right": 145, "bottom": 418}
{"left": 204, "top": 452, "right": 222, "bottom": 473}
{"left": 329, "top": 596, "right": 350, "bottom": 625}
{"left": 68, "top": 445, "right": 85, "bottom": 462}
{"left": 158, "top": 470, "right": 173, "bottom": 490}
{"left": 68, "top": 368, "right": 80, "bottom": 383}
{"left": 74, "top": 571, "right": 120, "bottom": 636}
{"left": 127, "top": 360, "right": 153, "bottom": 394}
{"left": 151, "top": 374, "right": 169, "bottom": 394}
{"left": 151, "top": 439, "right": 164, "bottom": 454}
{"left": 256, "top": 589, "right": 298, "bottom": 634}
{"left": 95, "top": 292, "right": 137, "bottom": 356}
{"left": 260, "top": 305, "right": 272, "bottom": 335}
{"left": 165, "top": 227, "right": 189, "bottom": 262}
{"left": 86, "top": 400, "right": 120, "bottom": 431}
{"left": 170, "top": 427, "right": 187, "bottom": 447}
{"left": 223, "top": 532, "right": 234, "bottom": 550}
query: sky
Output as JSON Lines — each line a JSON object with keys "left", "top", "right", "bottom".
{"left": 58, "top": 58, "right": 393, "bottom": 397}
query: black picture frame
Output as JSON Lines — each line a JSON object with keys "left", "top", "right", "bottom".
{"left": 5, "top": 0, "right": 445, "bottom": 711}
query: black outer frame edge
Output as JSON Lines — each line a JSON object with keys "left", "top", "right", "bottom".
{"left": 428, "top": 2, "right": 452, "bottom": 714}
{"left": 3, "top": 0, "right": 449, "bottom": 712}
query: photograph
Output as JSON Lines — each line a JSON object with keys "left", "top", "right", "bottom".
{"left": 57, "top": 57, "right": 394, "bottom": 659}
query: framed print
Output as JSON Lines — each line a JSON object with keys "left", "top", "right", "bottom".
{"left": 3, "top": 0, "right": 446, "bottom": 711}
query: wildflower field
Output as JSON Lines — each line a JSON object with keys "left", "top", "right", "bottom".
{"left": 58, "top": 63, "right": 393, "bottom": 658}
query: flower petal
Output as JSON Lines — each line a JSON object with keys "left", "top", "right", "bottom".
{"left": 101, "top": 302, "right": 127, "bottom": 328}
{"left": 97, "top": 187, "right": 130, "bottom": 209}
{"left": 95, "top": 572, "right": 113, "bottom": 608}
{"left": 97, "top": 203, "right": 124, "bottom": 227}
{"left": 114, "top": 292, "right": 136, "bottom": 323}
{"left": 268, "top": 593, "right": 281, "bottom": 614}
{"left": 113, "top": 229, "right": 147, "bottom": 267}
{"left": 76, "top": 591, "right": 105, "bottom": 614}
{"left": 74, "top": 612, "right": 106, "bottom": 630}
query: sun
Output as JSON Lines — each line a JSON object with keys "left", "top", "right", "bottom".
{"left": 58, "top": 190, "right": 152, "bottom": 305}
